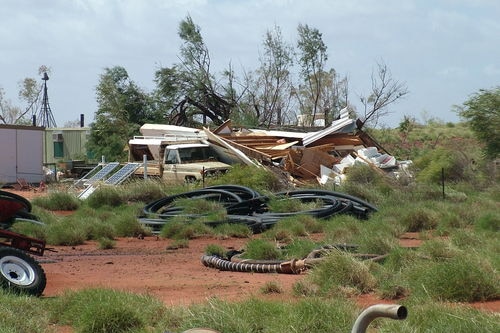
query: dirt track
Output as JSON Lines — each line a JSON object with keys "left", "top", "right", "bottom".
{"left": 41, "top": 236, "right": 301, "bottom": 305}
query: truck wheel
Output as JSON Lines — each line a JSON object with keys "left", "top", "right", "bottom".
{"left": 0, "top": 247, "right": 46, "bottom": 296}
{"left": 185, "top": 176, "right": 198, "bottom": 184}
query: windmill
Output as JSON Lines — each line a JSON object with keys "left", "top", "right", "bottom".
{"left": 34, "top": 72, "right": 57, "bottom": 128}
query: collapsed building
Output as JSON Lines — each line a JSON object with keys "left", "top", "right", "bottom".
{"left": 134, "top": 111, "right": 411, "bottom": 186}
{"left": 200, "top": 110, "right": 411, "bottom": 185}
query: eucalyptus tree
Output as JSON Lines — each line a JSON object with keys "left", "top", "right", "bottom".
{"left": 0, "top": 87, "right": 22, "bottom": 124}
{"left": 153, "top": 66, "right": 182, "bottom": 120}
{"left": 158, "top": 15, "right": 236, "bottom": 127}
{"left": 295, "top": 24, "right": 350, "bottom": 126}
{"left": 456, "top": 86, "right": 500, "bottom": 158}
{"left": 296, "top": 24, "right": 327, "bottom": 126}
{"left": 251, "top": 24, "right": 295, "bottom": 127}
{"left": 87, "top": 66, "right": 156, "bottom": 162}
{"left": 295, "top": 72, "right": 351, "bottom": 127}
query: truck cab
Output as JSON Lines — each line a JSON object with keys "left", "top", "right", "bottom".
{"left": 128, "top": 137, "right": 231, "bottom": 183}
{"left": 163, "top": 143, "right": 230, "bottom": 182}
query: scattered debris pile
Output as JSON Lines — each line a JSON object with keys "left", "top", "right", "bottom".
{"left": 202, "top": 110, "right": 410, "bottom": 184}
{"left": 139, "top": 185, "right": 377, "bottom": 234}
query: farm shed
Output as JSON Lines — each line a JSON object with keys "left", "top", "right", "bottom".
{"left": 0, "top": 124, "right": 44, "bottom": 184}
{"left": 43, "top": 127, "right": 91, "bottom": 165}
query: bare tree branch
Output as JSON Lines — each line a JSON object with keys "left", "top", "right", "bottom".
{"left": 358, "top": 61, "right": 409, "bottom": 129}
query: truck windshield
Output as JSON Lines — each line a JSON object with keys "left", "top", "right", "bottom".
{"left": 178, "top": 147, "right": 214, "bottom": 162}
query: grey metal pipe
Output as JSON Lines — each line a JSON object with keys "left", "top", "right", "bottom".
{"left": 351, "top": 304, "right": 407, "bottom": 333}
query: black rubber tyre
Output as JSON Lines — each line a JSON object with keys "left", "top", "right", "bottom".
{"left": 0, "top": 247, "right": 46, "bottom": 296}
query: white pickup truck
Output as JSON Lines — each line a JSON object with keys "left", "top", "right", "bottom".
{"left": 128, "top": 136, "right": 231, "bottom": 183}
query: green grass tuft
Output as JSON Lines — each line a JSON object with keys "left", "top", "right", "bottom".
{"left": 32, "top": 191, "right": 80, "bottom": 211}
{"left": 408, "top": 255, "right": 500, "bottom": 302}
{"left": 242, "top": 238, "right": 281, "bottom": 260}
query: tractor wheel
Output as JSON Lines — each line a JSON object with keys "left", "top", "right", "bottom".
{"left": 0, "top": 247, "right": 46, "bottom": 296}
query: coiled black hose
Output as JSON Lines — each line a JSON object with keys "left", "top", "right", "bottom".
{"left": 139, "top": 185, "right": 377, "bottom": 234}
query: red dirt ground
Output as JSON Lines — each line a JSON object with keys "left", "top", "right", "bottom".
{"left": 4, "top": 189, "right": 499, "bottom": 315}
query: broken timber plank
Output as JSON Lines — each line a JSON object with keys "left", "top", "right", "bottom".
{"left": 204, "top": 128, "right": 261, "bottom": 166}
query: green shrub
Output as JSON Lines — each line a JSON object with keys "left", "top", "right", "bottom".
{"left": 475, "top": 212, "right": 500, "bottom": 232}
{"left": 10, "top": 221, "right": 47, "bottom": 241}
{"left": 444, "top": 188, "right": 468, "bottom": 202}
{"left": 242, "top": 239, "right": 281, "bottom": 260}
{"left": 266, "top": 214, "right": 323, "bottom": 237}
{"left": 120, "top": 179, "right": 168, "bottom": 203}
{"left": 166, "top": 238, "right": 189, "bottom": 249}
{"left": 408, "top": 255, "right": 500, "bottom": 302}
{"left": 32, "top": 191, "right": 81, "bottom": 211}
{"left": 266, "top": 196, "right": 322, "bottom": 213}
{"left": 261, "top": 281, "right": 283, "bottom": 294}
{"left": 265, "top": 216, "right": 308, "bottom": 238}
{"left": 344, "top": 163, "right": 384, "bottom": 185}
{"left": 338, "top": 181, "right": 383, "bottom": 205}
{"left": 85, "top": 219, "right": 116, "bottom": 240}
{"left": 306, "top": 250, "right": 376, "bottom": 295}
{"left": 159, "top": 220, "right": 186, "bottom": 239}
{"left": 174, "top": 197, "right": 227, "bottom": 216}
{"left": 322, "top": 214, "right": 362, "bottom": 244}
{"left": 380, "top": 299, "right": 500, "bottom": 332}
{"left": 435, "top": 208, "right": 467, "bottom": 233}
{"left": 449, "top": 229, "right": 481, "bottom": 248}
{"left": 281, "top": 238, "right": 317, "bottom": 259}
{"left": 264, "top": 226, "right": 294, "bottom": 242}
{"left": 401, "top": 206, "right": 439, "bottom": 232}
{"left": 210, "top": 164, "right": 283, "bottom": 192}
{"left": 78, "top": 306, "right": 141, "bottom": 333}
{"left": 382, "top": 247, "right": 420, "bottom": 272}
{"left": 0, "top": 291, "right": 52, "bottom": 332}
{"left": 415, "top": 147, "right": 472, "bottom": 183}
{"left": 50, "top": 288, "right": 166, "bottom": 333}
{"left": 354, "top": 229, "right": 399, "bottom": 255}
{"left": 45, "top": 219, "right": 87, "bottom": 246}
{"left": 418, "top": 239, "right": 461, "bottom": 260}
{"left": 204, "top": 244, "right": 226, "bottom": 257}
{"left": 182, "top": 297, "right": 357, "bottom": 333}
{"left": 86, "top": 186, "right": 123, "bottom": 208}
{"left": 213, "top": 223, "right": 252, "bottom": 238}
{"left": 105, "top": 204, "right": 148, "bottom": 237}
{"left": 160, "top": 219, "right": 213, "bottom": 240}
{"left": 292, "top": 280, "right": 319, "bottom": 297}
{"left": 375, "top": 269, "right": 410, "bottom": 300}
{"left": 98, "top": 237, "right": 116, "bottom": 249}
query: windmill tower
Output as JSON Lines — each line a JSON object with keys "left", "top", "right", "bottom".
{"left": 35, "top": 72, "right": 57, "bottom": 128}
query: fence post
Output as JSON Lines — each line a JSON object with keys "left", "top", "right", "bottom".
{"left": 441, "top": 167, "right": 445, "bottom": 200}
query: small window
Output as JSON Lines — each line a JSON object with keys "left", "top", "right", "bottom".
{"left": 52, "top": 133, "right": 64, "bottom": 142}
{"left": 165, "top": 149, "right": 179, "bottom": 164}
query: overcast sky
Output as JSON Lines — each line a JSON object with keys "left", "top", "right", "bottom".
{"left": 1, "top": 0, "right": 499, "bottom": 128}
